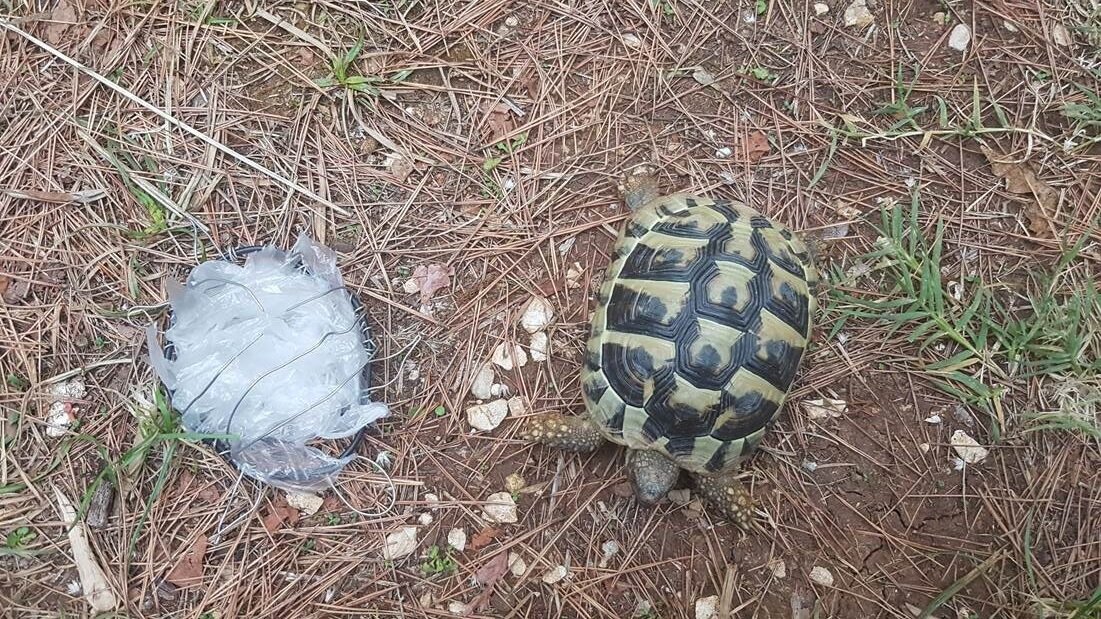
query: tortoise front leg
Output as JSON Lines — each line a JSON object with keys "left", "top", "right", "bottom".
{"left": 626, "top": 448, "right": 679, "bottom": 504}
{"left": 517, "top": 413, "right": 605, "bottom": 452}
{"left": 693, "top": 473, "right": 755, "bottom": 528}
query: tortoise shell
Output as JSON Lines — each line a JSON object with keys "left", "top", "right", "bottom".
{"left": 581, "top": 193, "right": 817, "bottom": 475}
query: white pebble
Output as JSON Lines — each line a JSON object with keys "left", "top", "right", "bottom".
{"left": 598, "top": 540, "right": 620, "bottom": 568}
{"left": 382, "top": 526, "right": 418, "bottom": 560}
{"left": 482, "top": 491, "right": 518, "bottom": 523}
{"left": 508, "top": 552, "right": 527, "bottom": 577}
{"left": 447, "top": 601, "right": 469, "bottom": 615}
{"left": 924, "top": 415, "right": 942, "bottom": 424}
{"left": 447, "top": 528, "right": 467, "bottom": 551}
{"left": 623, "top": 33, "right": 642, "bottom": 48}
{"left": 519, "top": 296, "right": 555, "bottom": 333}
{"left": 767, "top": 558, "right": 787, "bottom": 578}
{"left": 950, "top": 430, "right": 988, "bottom": 464}
{"left": 814, "top": 2, "right": 829, "bottom": 15}
{"left": 506, "top": 395, "right": 528, "bottom": 417}
{"left": 715, "top": 146, "right": 733, "bottom": 158}
{"left": 541, "top": 564, "right": 568, "bottom": 584}
{"left": 695, "top": 595, "right": 719, "bottom": 619}
{"left": 285, "top": 491, "right": 324, "bottom": 516}
{"left": 491, "top": 342, "right": 527, "bottom": 371}
{"left": 418, "top": 512, "right": 434, "bottom": 526}
{"left": 843, "top": 0, "right": 873, "bottom": 27}
{"left": 802, "top": 398, "right": 846, "bottom": 420}
{"left": 809, "top": 566, "right": 834, "bottom": 586}
{"left": 467, "top": 399, "right": 510, "bottom": 431}
{"left": 1051, "top": 23, "right": 1071, "bottom": 46}
{"left": 948, "top": 23, "right": 971, "bottom": 52}
{"left": 424, "top": 492, "right": 440, "bottom": 509}
{"left": 489, "top": 383, "right": 511, "bottom": 397}
{"left": 470, "top": 363, "right": 495, "bottom": 400}
{"left": 529, "top": 331, "right": 549, "bottom": 362}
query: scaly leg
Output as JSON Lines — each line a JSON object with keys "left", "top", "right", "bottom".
{"left": 693, "top": 473, "right": 755, "bottom": 528}
{"left": 517, "top": 413, "right": 605, "bottom": 452}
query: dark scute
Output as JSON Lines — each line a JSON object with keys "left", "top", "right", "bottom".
{"left": 707, "top": 200, "right": 742, "bottom": 224}
{"left": 619, "top": 243, "right": 701, "bottom": 281}
{"left": 644, "top": 367, "right": 716, "bottom": 438}
{"left": 745, "top": 338, "right": 804, "bottom": 393}
{"left": 703, "top": 441, "right": 731, "bottom": 473}
{"left": 604, "top": 399, "right": 627, "bottom": 433}
{"left": 710, "top": 390, "right": 777, "bottom": 441}
{"left": 641, "top": 415, "right": 666, "bottom": 443}
{"left": 765, "top": 243, "right": 808, "bottom": 280}
{"left": 779, "top": 228, "right": 793, "bottom": 240}
{"left": 750, "top": 215, "right": 774, "bottom": 229}
{"left": 584, "top": 348, "right": 601, "bottom": 371}
{"left": 664, "top": 436, "right": 697, "bottom": 458}
{"left": 607, "top": 283, "right": 688, "bottom": 338}
{"left": 601, "top": 342, "right": 655, "bottom": 407}
{"left": 692, "top": 261, "right": 766, "bottom": 333}
{"left": 673, "top": 319, "right": 757, "bottom": 391}
{"left": 766, "top": 279, "right": 809, "bottom": 335}
{"left": 582, "top": 377, "right": 608, "bottom": 408}
{"left": 625, "top": 221, "right": 649, "bottom": 238}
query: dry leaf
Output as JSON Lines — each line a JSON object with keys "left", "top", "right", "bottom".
{"left": 484, "top": 103, "right": 516, "bottom": 142}
{"left": 262, "top": 496, "right": 300, "bottom": 534}
{"left": 165, "top": 534, "right": 208, "bottom": 587}
{"left": 44, "top": 0, "right": 78, "bottom": 45}
{"left": 388, "top": 155, "right": 414, "bottom": 182}
{"left": 409, "top": 263, "right": 453, "bottom": 305}
{"left": 744, "top": 131, "right": 770, "bottom": 163}
{"left": 475, "top": 552, "right": 510, "bottom": 586}
{"left": 1, "top": 276, "right": 29, "bottom": 304}
{"left": 981, "top": 146, "right": 1056, "bottom": 238}
{"left": 468, "top": 526, "right": 500, "bottom": 550}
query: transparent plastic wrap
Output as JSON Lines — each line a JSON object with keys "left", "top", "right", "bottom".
{"left": 147, "top": 234, "right": 388, "bottom": 492}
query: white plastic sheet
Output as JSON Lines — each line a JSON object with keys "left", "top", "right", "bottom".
{"left": 147, "top": 234, "right": 388, "bottom": 491}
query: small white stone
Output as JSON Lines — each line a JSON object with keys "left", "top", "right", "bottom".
{"left": 541, "top": 564, "right": 568, "bottom": 584}
{"left": 932, "top": 11, "right": 947, "bottom": 25}
{"left": 482, "top": 491, "right": 518, "bottom": 523}
{"left": 447, "top": 527, "right": 467, "bottom": 551}
{"left": 285, "top": 491, "right": 324, "bottom": 516}
{"left": 519, "top": 296, "right": 555, "bottom": 333}
{"left": 382, "top": 526, "right": 418, "bottom": 560}
{"left": 491, "top": 342, "right": 527, "bottom": 370}
{"left": 598, "top": 540, "right": 620, "bottom": 568}
{"left": 814, "top": 2, "right": 829, "bottom": 15}
{"left": 695, "top": 595, "right": 719, "bottom": 619}
{"left": 529, "top": 331, "right": 549, "bottom": 362}
{"left": 402, "top": 277, "right": 421, "bottom": 294}
{"left": 467, "top": 399, "right": 510, "bottom": 431}
{"left": 1051, "top": 23, "right": 1071, "bottom": 46}
{"left": 470, "top": 363, "right": 495, "bottom": 400}
{"left": 767, "top": 558, "right": 787, "bottom": 578}
{"left": 802, "top": 398, "right": 847, "bottom": 420}
{"left": 508, "top": 552, "right": 527, "bottom": 577}
{"left": 948, "top": 23, "right": 971, "bottom": 52}
{"left": 1003, "top": 20, "right": 1018, "bottom": 32}
{"left": 447, "top": 601, "right": 469, "bottom": 615}
{"left": 45, "top": 402, "right": 73, "bottom": 437}
{"left": 506, "top": 395, "right": 528, "bottom": 417}
{"left": 504, "top": 15, "right": 519, "bottom": 27}
{"left": 843, "top": 0, "right": 873, "bottom": 28}
{"left": 950, "top": 430, "right": 988, "bottom": 464}
{"left": 924, "top": 415, "right": 942, "bottom": 424}
{"left": 489, "top": 383, "right": 510, "bottom": 397}
{"left": 623, "top": 33, "right": 642, "bottom": 48}
{"left": 715, "top": 146, "right": 733, "bottom": 158}
{"left": 809, "top": 566, "right": 835, "bottom": 586}
{"left": 424, "top": 492, "right": 440, "bottom": 509}
{"left": 919, "top": 443, "right": 931, "bottom": 453}
{"left": 802, "top": 460, "right": 819, "bottom": 472}
{"left": 565, "top": 263, "right": 584, "bottom": 288}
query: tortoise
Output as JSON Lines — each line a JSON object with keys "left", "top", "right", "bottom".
{"left": 517, "top": 166, "right": 817, "bottom": 526}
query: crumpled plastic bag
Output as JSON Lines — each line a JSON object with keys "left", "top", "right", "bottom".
{"left": 147, "top": 234, "right": 388, "bottom": 492}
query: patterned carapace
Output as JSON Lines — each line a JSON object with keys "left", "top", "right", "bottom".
{"left": 581, "top": 194, "right": 817, "bottom": 475}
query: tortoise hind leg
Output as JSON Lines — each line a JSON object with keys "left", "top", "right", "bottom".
{"left": 517, "top": 413, "right": 605, "bottom": 452}
{"left": 626, "top": 449, "right": 679, "bottom": 504}
{"left": 693, "top": 473, "right": 755, "bottom": 528}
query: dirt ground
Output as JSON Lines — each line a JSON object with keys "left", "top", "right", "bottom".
{"left": 1, "top": 1, "right": 1100, "bottom": 618}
